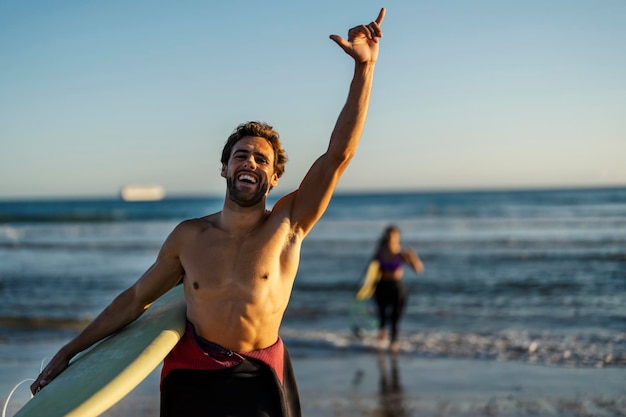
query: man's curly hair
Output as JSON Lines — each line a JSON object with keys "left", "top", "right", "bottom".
{"left": 221, "top": 121, "right": 288, "bottom": 180}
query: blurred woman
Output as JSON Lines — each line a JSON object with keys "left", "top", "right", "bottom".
{"left": 372, "top": 225, "right": 424, "bottom": 353}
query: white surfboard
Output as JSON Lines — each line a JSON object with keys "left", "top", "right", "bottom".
{"left": 14, "top": 285, "right": 186, "bottom": 417}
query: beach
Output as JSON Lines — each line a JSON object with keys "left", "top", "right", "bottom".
{"left": 3, "top": 340, "right": 625, "bottom": 417}
{"left": 302, "top": 354, "right": 626, "bottom": 417}
{"left": 108, "top": 357, "right": 626, "bottom": 417}
{"left": 1, "top": 188, "right": 625, "bottom": 416}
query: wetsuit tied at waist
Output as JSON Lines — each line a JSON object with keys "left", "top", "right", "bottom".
{"left": 161, "top": 322, "right": 285, "bottom": 386}
{"left": 160, "top": 323, "right": 302, "bottom": 417}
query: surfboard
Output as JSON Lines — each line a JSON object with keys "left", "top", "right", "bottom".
{"left": 14, "top": 285, "right": 186, "bottom": 417}
{"left": 350, "top": 260, "right": 381, "bottom": 339}
{"left": 355, "top": 260, "right": 381, "bottom": 300}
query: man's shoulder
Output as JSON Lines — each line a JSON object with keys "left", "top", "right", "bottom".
{"left": 174, "top": 214, "right": 219, "bottom": 235}
{"left": 268, "top": 190, "right": 321, "bottom": 239}
{"left": 268, "top": 191, "right": 296, "bottom": 217}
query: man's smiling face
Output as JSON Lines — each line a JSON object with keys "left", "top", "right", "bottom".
{"left": 222, "top": 136, "right": 279, "bottom": 207}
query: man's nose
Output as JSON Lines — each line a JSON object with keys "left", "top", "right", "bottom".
{"left": 243, "top": 155, "right": 256, "bottom": 168}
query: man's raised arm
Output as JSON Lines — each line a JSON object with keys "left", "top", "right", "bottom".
{"left": 288, "top": 8, "right": 386, "bottom": 236}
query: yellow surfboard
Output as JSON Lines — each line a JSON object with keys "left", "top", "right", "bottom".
{"left": 355, "top": 260, "right": 381, "bottom": 300}
{"left": 14, "top": 285, "right": 186, "bottom": 417}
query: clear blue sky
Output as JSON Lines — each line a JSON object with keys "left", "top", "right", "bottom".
{"left": 1, "top": 0, "right": 625, "bottom": 199}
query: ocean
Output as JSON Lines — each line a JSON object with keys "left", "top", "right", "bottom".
{"left": 0, "top": 186, "right": 624, "bottom": 385}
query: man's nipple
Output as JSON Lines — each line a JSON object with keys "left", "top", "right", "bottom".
{"left": 193, "top": 282, "right": 200, "bottom": 290}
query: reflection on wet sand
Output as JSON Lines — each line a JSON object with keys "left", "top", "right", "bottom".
{"left": 377, "top": 353, "right": 409, "bottom": 417}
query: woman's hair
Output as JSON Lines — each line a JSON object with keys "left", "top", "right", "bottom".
{"left": 375, "top": 224, "right": 399, "bottom": 255}
{"left": 220, "top": 121, "right": 288, "bottom": 179}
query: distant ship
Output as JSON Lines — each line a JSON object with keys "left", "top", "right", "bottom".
{"left": 120, "top": 184, "right": 165, "bottom": 202}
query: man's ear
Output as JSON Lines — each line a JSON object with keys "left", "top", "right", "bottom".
{"left": 220, "top": 163, "right": 227, "bottom": 178}
{"left": 270, "top": 173, "right": 279, "bottom": 188}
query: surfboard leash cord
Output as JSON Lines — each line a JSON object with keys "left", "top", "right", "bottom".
{"left": 2, "top": 358, "right": 49, "bottom": 417}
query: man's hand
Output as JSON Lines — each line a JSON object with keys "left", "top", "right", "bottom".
{"left": 30, "top": 349, "right": 71, "bottom": 394}
{"left": 330, "top": 8, "right": 385, "bottom": 63}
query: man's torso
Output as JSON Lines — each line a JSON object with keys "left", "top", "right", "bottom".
{"left": 178, "top": 204, "right": 301, "bottom": 352}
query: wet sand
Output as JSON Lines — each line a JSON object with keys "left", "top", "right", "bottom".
{"left": 3, "top": 352, "right": 625, "bottom": 417}
{"left": 105, "top": 354, "right": 626, "bottom": 416}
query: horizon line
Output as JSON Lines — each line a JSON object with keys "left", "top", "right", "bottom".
{"left": 1, "top": 183, "right": 625, "bottom": 202}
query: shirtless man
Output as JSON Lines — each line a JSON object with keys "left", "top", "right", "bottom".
{"left": 31, "top": 8, "right": 385, "bottom": 417}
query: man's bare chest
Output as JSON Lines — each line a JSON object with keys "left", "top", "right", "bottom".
{"left": 179, "top": 225, "right": 299, "bottom": 287}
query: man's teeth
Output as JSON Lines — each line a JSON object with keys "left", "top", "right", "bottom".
{"left": 238, "top": 174, "right": 257, "bottom": 184}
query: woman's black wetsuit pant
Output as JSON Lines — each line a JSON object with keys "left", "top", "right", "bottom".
{"left": 374, "top": 280, "right": 407, "bottom": 342}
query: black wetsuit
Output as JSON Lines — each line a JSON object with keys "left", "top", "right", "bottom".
{"left": 374, "top": 254, "right": 407, "bottom": 342}
{"left": 160, "top": 324, "right": 301, "bottom": 417}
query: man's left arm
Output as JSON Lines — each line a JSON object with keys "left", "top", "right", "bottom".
{"left": 287, "top": 8, "right": 386, "bottom": 236}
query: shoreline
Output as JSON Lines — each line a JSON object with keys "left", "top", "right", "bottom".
{"left": 5, "top": 352, "right": 623, "bottom": 417}
{"left": 109, "top": 354, "right": 626, "bottom": 417}
{"left": 295, "top": 353, "right": 626, "bottom": 416}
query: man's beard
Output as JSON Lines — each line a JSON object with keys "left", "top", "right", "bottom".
{"left": 226, "top": 175, "right": 270, "bottom": 208}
